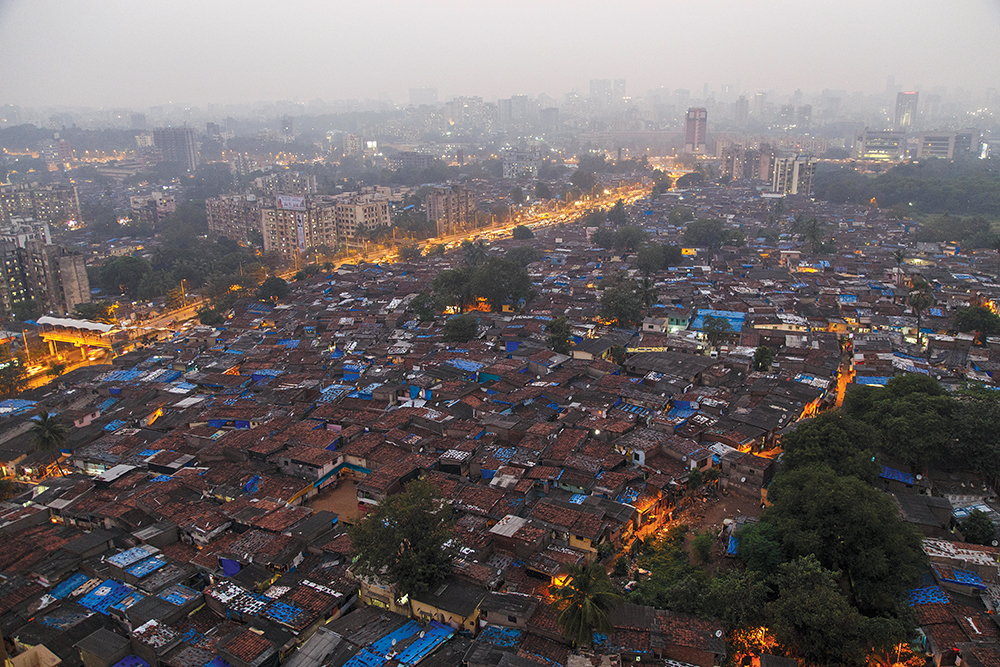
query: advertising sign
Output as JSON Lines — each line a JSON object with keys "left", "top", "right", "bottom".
{"left": 276, "top": 195, "right": 306, "bottom": 211}
{"left": 296, "top": 213, "right": 306, "bottom": 251}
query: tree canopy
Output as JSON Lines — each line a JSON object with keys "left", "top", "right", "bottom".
{"left": 955, "top": 305, "right": 1000, "bottom": 338}
{"left": 512, "top": 224, "right": 534, "bottom": 240}
{"left": 442, "top": 314, "right": 479, "bottom": 342}
{"left": 683, "top": 219, "right": 744, "bottom": 249}
{"left": 553, "top": 562, "right": 621, "bottom": 647}
{"left": 599, "top": 280, "right": 644, "bottom": 328}
{"left": 256, "top": 276, "right": 289, "bottom": 301}
{"left": 546, "top": 316, "right": 572, "bottom": 355}
{"left": 347, "top": 479, "right": 456, "bottom": 599}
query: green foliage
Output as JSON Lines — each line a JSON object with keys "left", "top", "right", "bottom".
{"left": 608, "top": 344, "right": 627, "bottom": 366}
{"left": 427, "top": 243, "right": 446, "bottom": 257}
{"left": 779, "top": 412, "right": 881, "bottom": 483}
{"left": 510, "top": 186, "right": 525, "bottom": 205}
{"left": 73, "top": 301, "right": 116, "bottom": 323}
{"left": 397, "top": 243, "right": 422, "bottom": 261}
{"left": 512, "top": 224, "right": 534, "bottom": 240}
{"left": 600, "top": 282, "right": 643, "bottom": 329}
{"left": 668, "top": 208, "right": 695, "bottom": 225}
{"left": 0, "top": 350, "right": 28, "bottom": 399}
{"left": 31, "top": 411, "right": 68, "bottom": 473}
{"left": 546, "top": 316, "right": 572, "bottom": 355}
{"left": 433, "top": 260, "right": 532, "bottom": 314}
{"left": 197, "top": 307, "right": 226, "bottom": 326}
{"left": 461, "top": 239, "right": 489, "bottom": 266}
{"left": 570, "top": 168, "right": 597, "bottom": 192}
{"left": 769, "top": 556, "right": 883, "bottom": 666}
{"left": 691, "top": 531, "right": 713, "bottom": 563}
{"left": 955, "top": 305, "right": 1000, "bottom": 338}
{"left": 534, "top": 182, "right": 553, "bottom": 199}
{"left": 506, "top": 245, "right": 543, "bottom": 267}
{"left": 97, "top": 255, "right": 152, "bottom": 296}
{"left": 0, "top": 478, "right": 21, "bottom": 501}
{"left": 347, "top": 478, "right": 456, "bottom": 599}
{"left": 814, "top": 159, "right": 1000, "bottom": 218}
{"left": 736, "top": 521, "right": 783, "bottom": 578}
{"left": 701, "top": 315, "right": 732, "bottom": 347}
{"left": 612, "top": 556, "right": 629, "bottom": 578}
{"left": 764, "top": 464, "right": 926, "bottom": 615}
{"left": 553, "top": 562, "right": 622, "bottom": 647}
{"left": 409, "top": 291, "right": 442, "bottom": 322}
{"left": 256, "top": 276, "right": 289, "bottom": 301}
{"left": 683, "top": 219, "right": 744, "bottom": 249}
{"left": 607, "top": 199, "right": 629, "bottom": 225}
{"left": 442, "top": 314, "right": 479, "bottom": 343}
{"left": 687, "top": 468, "right": 703, "bottom": 489}
{"left": 842, "top": 374, "right": 957, "bottom": 471}
{"left": 960, "top": 509, "right": 997, "bottom": 545}
{"left": 752, "top": 345, "right": 773, "bottom": 371}
{"left": 12, "top": 299, "right": 41, "bottom": 323}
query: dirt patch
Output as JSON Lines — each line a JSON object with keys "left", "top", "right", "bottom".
{"left": 307, "top": 479, "right": 363, "bottom": 523}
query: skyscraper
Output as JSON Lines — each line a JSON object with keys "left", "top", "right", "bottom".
{"left": 735, "top": 96, "right": 749, "bottom": 129}
{"left": 771, "top": 156, "right": 817, "bottom": 195}
{"left": 684, "top": 108, "right": 707, "bottom": 154}
{"left": 613, "top": 79, "right": 626, "bottom": 103}
{"left": 895, "top": 92, "right": 919, "bottom": 129}
{"left": 153, "top": 127, "right": 199, "bottom": 172}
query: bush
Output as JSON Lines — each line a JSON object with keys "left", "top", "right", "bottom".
{"left": 613, "top": 556, "right": 630, "bottom": 577}
{"left": 692, "top": 531, "right": 714, "bottom": 563}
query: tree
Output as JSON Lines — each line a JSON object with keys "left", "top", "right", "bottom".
{"left": 993, "top": 235, "right": 1000, "bottom": 281}
{"left": 546, "top": 316, "right": 572, "bottom": 355}
{"left": 955, "top": 305, "right": 1000, "bottom": 339}
{"left": 591, "top": 228, "right": 617, "bottom": 249}
{"left": 752, "top": 346, "right": 773, "bottom": 371}
{"left": 512, "top": 224, "right": 534, "bottom": 240}
{"left": 409, "top": 291, "right": 443, "bottom": 322}
{"left": 510, "top": 186, "right": 525, "bottom": 205}
{"left": 635, "top": 244, "right": 664, "bottom": 275}
{"left": 552, "top": 562, "right": 621, "bottom": 647}
{"left": 98, "top": 255, "right": 152, "bottom": 296}
{"left": 347, "top": 479, "right": 456, "bottom": 599}
{"left": 736, "top": 521, "right": 783, "bottom": 578}
{"left": 570, "top": 169, "right": 596, "bottom": 192}
{"left": 960, "top": 509, "right": 997, "bottom": 545}
{"left": 691, "top": 531, "right": 713, "bottom": 563}
{"left": 907, "top": 279, "right": 934, "bottom": 349}
{"left": 461, "top": 239, "right": 488, "bottom": 266}
{"left": 779, "top": 411, "right": 881, "bottom": 483}
{"left": 534, "top": 182, "right": 553, "bottom": 199}
{"left": 893, "top": 248, "right": 906, "bottom": 285}
{"left": 609, "top": 344, "right": 627, "bottom": 366}
{"left": 613, "top": 226, "right": 646, "bottom": 253}
{"left": 607, "top": 199, "right": 628, "bottom": 225}
{"left": 256, "top": 276, "right": 289, "bottom": 301}
{"left": 30, "top": 411, "right": 68, "bottom": 476}
{"left": 600, "top": 283, "right": 643, "bottom": 328}
{"left": 427, "top": 243, "right": 446, "bottom": 257}
{"left": 0, "top": 478, "right": 21, "bottom": 501}
{"left": 198, "top": 307, "right": 226, "bottom": 326}
{"left": 701, "top": 315, "right": 732, "bottom": 348}
{"left": 398, "top": 243, "right": 422, "bottom": 261}
{"left": 471, "top": 258, "right": 533, "bottom": 312}
{"left": 764, "top": 464, "right": 926, "bottom": 615}
{"left": 683, "top": 219, "right": 742, "bottom": 249}
{"left": 0, "top": 352, "right": 28, "bottom": 399}
{"left": 442, "top": 314, "right": 478, "bottom": 342}
{"left": 74, "top": 301, "right": 117, "bottom": 324}
{"left": 506, "top": 245, "right": 543, "bottom": 267}
{"left": 769, "top": 556, "right": 875, "bottom": 666}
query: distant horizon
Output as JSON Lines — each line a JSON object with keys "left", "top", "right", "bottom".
{"left": 2, "top": 0, "right": 999, "bottom": 109}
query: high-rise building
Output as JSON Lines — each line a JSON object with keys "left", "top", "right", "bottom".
{"left": 343, "top": 134, "right": 362, "bottom": 157}
{"left": 613, "top": 79, "right": 626, "bottom": 103}
{"left": 895, "top": 92, "right": 919, "bottom": 129}
{"left": 0, "top": 182, "right": 80, "bottom": 225}
{"left": 502, "top": 151, "right": 540, "bottom": 179}
{"left": 130, "top": 192, "right": 176, "bottom": 228}
{"left": 261, "top": 196, "right": 338, "bottom": 258}
{"left": 425, "top": 185, "right": 476, "bottom": 237}
{"left": 334, "top": 191, "right": 391, "bottom": 241}
{"left": 45, "top": 248, "right": 90, "bottom": 316}
{"left": 734, "top": 96, "right": 749, "bottom": 129}
{"left": 510, "top": 95, "right": 530, "bottom": 120}
{"left": 753, "top": 92, "right": 767, "bottom": 118}
{"left": 797, "top": 105, "right": 812, "bottom": 129}
{"left": 771, "top": 156, "right": 817, "bottom": 195}
{"left": 684, "top": 108, "right": 707, "bottom": 154}
{"left": 590, "top": 79, "right": 612, "bottom": 107}
{"left": 207, "top": 194, "right": 260, "bottom": 243}
{"left": 130, "top": 113, "right": 147, "bottom": 130}
{"left": 153, "top": 127, "right": 199, "bottom": 172}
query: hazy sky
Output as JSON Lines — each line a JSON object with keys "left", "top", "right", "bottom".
{"left": 2, "top": 0, "right": 999, "bottom": 108}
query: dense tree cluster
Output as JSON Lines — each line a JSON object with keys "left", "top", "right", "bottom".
{"left": 813, "top": 159, "right": 1000, "bottom": 217}
{"left": 592, "top": 226, "right": 647, "bottom": 253}
{"left": 682, "top": 219, "right": 744, "bottom": 249}
{"left": 430, "top": 257, "right": 533, "bottom": 314}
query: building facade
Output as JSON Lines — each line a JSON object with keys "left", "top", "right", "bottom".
{"left": 684, "top": 108, "right": 707, "bottom": 154}
{"left": 0, "top": 182, "right": 80, "bottom": 225}
{"left": 129, "top": 193, "right": 176, "bottom": 228}
{"left": 152, "top": 127, "right": 199, "bottom": 172}
{"left": 425, "top": 185, "right": 476, "bottom": 237}
{"left": 206, "top": 194, "right": 261, "bottom": 244}
{"left": 334, "top": 193, "right": 391, "bottom": 241}
{"left": 895, "top": 92, "right": 919, "bottom": 129}
{"left": 261, "top": 196, "right": 338, "bottom": 258}
{"left": 771, "top": 156, "right": 817, "bottom": 195}
{"left": 502, "top": 151, "right": 540, "bottom": 179}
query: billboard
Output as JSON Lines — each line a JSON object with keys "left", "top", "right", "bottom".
{"left": 296, "top": 213, "right": 306, "bottom": 251}
{"left": 276, "top": 195, "right": 306, "bottom": 211}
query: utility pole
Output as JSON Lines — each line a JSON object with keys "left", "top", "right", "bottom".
{"left": 180, "top": 279, "right": 187, "bottom": 309}
{"left": 21, "top": 329, "right": 30, "bottom": 365}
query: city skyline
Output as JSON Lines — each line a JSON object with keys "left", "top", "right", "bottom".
{"left": 2, "top": 0, "right": 1000, "bottom": 108}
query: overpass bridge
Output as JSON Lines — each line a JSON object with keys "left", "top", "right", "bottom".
{"left": 35, "top": 316, "right": 135, "bottom": 359}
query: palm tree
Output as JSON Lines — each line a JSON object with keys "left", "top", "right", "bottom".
{"left": 553, "top": 562, "right": 621, "bottom": 647}
{"left": 908, "top": 280, "right": 934, "bottom": 352}
{"left": 893, "top": 249, "right": 905, "bottom": 286}
{"left": 462, "top": 240, "right": 488, "bottom": 266}
{"left": 30, "top": 411, "right": 68, "bottom": 477}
